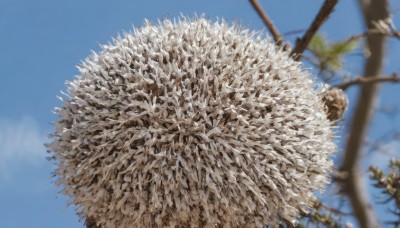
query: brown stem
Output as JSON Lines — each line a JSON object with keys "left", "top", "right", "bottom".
{"left": 311, "top": 198, "right": 352, "bottom": 216}
{"left": 249, "top": 0, "right": 284, "bottom": 45}
{"left": 335, "top": 73, "right": 400, "bottom": 90}
{"left": 339, "top": 0, "right": 390, "bottom": 227}
{"left": 343, "top": 28, "right": 400, "bottom": 46}
{"left": 290, "top": 0, "right": 339, "bottom": 61}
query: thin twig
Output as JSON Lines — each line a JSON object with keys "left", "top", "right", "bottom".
{"left": 311, "top": 198, "right": 353, "bottom": 216}
{"left": 290, "top": 0, "right": 339, "bottom": 61}
{"left": 249, "top": 0, "right": 284, "bottom": 45}
{"left": 335, "top": 73, "right": 400, "bottom": 90}
{"left": 343, "top": 28, "right": 400, "bottom": 46}
{"left": 282, "top": 29, "right": 306, "bottom": 37}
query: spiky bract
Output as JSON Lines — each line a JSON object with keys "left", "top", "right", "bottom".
{"left": 49, "top": 17, "right": 336, "bottom": 227}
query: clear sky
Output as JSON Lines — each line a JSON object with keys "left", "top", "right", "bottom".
{"left": 0, "top": 0, "right": 399, "bottom": 227}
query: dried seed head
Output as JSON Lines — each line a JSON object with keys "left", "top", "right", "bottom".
{"left": 48, "top": 17, "right": 337, "bottom": 227}
{"left": 322, "top": 88, "right": 348, "bottom": 122}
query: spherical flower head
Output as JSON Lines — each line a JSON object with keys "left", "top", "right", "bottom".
{"left": 48, "top": 17, "right": 336, "bottom": 227}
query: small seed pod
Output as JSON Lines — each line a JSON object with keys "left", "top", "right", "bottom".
{"left": 322, "top": 88, "right": 348, "bottom": 122}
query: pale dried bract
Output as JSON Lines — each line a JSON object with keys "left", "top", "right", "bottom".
{"left": 322, "top": 87, "right": 348, "bottom": 122}
{"left": 48, "top": 17, "right": 336, "bottom": 227}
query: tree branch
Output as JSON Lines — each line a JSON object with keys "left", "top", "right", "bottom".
{"left": 339, "top": 0, "right": 390, "bottom": 227}
{"left": 335, "top": 73, "right": 400, "bottom": 90}
{"left": 310, "top": 197, "right": 353, "bottom": 216}
{"left": 290, "top": 0, "right": 339, "bottom": 61}
{"left": 343, "top": 27, "right": 400, "bottom": 46}
{"left": 249, "top": 0, "right": 284, "bottom": 45}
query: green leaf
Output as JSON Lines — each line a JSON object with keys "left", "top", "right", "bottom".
{"left": 330, "top": 40, "right": 358, "bottom": 55}
{"left": 309, "top": 34, "right": 329, "bottom": 58}
{"left": 307, "top": 34, "right": 358, "bottom": 72}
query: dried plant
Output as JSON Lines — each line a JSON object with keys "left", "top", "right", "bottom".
{"left": 321, "top": 88, "right": 348, "bottom": 122}
{"left": 369, "top": 160, "right": 400, "bottom": 226}
{"left": 48, "top": 17, "right": 337, "bottom": 227}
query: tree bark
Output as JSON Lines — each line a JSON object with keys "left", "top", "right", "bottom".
{"left": 339, "top": 0, "right": 389, "bottom": 227}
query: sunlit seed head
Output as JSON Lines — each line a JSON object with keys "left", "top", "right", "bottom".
{"left": 48, "top": 17, "right": 337, "bottom": 227}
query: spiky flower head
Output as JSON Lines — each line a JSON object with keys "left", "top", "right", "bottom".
{"left": 48, "top": 17, "right": 336, "bottom": 227}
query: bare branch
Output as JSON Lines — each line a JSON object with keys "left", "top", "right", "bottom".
{"left": 310, "top": 197, "right": 353, "bottom": 216}
{"left": 283, "top": 29, "right": 306, "bottom": 37}
{"left": 335, "top": 73, "right": 400, "bottom": 90}
{"left": 339, "top": 0, "right": 390, "bottom": 227}
{"left": 343, "top": 28, "right": 400, "bottom": 46}
{"left": 290, "top": 0, "right": 339, "bottom": 61}
{"left": 249, "top": 0, "right": 284, "bottom": 45}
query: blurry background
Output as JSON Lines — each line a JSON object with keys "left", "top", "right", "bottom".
{"left": 0, "top": 0, "right": 399, "bottom": 227}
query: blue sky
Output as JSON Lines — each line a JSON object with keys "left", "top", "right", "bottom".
{"left": 0, "top": 0, "right": 399, "bottom": 227}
